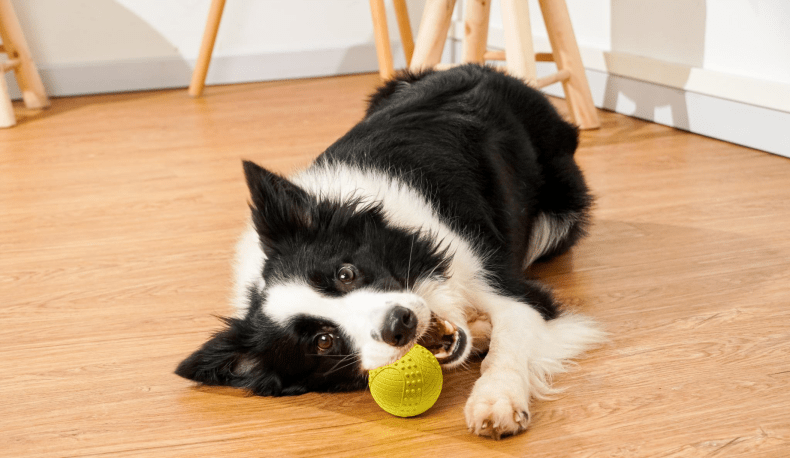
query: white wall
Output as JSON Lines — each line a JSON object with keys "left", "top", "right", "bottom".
{"left": 487, "top": 0, "right": 790, "bottom": 85}
{"left": 4, "top": 0, "right": 789, "bottom": 156}
{"left": 5, "top": 0, "right": 423, "bottom": 95}
{"left": 12, "top": 0, "right": 387, "bottom": 63}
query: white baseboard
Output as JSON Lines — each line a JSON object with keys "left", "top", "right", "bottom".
{"left": 4, "top": 42, "right": 397, "bottom": 98}
{"left": 448, "top": 24, "right": 790, "bottom": 158}
{"left": 5, "top": 38, "right": 788, "bottom": 158}
{"left": 537, "top": 63, "right": 790, "bottom": 158}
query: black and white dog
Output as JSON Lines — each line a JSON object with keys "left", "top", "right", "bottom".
{"left": 176, "top": 64, "right": 603, "bottom": 439}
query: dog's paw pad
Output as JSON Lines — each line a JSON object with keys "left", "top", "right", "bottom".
{"left": 464, "top": 371, "right": 531, "bottom": 439}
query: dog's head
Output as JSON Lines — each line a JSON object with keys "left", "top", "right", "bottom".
{"left": 176, "top": 161, "right": 470, "bottom": 396}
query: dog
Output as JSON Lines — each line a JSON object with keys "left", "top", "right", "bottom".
{"left": 176, "top": 64, "right": 604, "bottom": 439}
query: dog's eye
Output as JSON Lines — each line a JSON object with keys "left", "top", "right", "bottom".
{"left": 316, "top": 334, "right": 334, "bottom": 351}
{"left": 337, "top": 264, "right": 356, "bottom": 284}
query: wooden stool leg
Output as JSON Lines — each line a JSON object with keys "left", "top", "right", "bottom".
{"left": 463, "top": 0, "right": 491, "bottom": 63}
{"left": 189, "top": 0, "right": 226, "bottom": 97}
{"left": 500, "top": 0, "right": 537, "bottom": 83}
{"left": 1, "top": 68, "right": 16, "bottom": 127}
{"left": 409, "top": 0, "right": 457, "bottom": 71}
{"left": 538, "top": 0, "right": 599, "bottom": 129}
{"left": 392, "top": 0, "right": 414, "bottom": 67}
{"left": 0, "top": 0, "right": 49, "bottom": 109}
{"left": 370, "top": 0, "right": 395, "bottom": 79}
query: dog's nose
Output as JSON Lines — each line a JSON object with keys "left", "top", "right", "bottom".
{"left": 381, "top": 306, "right": 417, "bottom": 347}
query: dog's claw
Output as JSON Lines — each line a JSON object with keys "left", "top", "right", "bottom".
{"left": 468, "top": 412, "right": 529, "bottom": 439}
{"left": 514, "top": 410, "right": 530, "bottom": 428}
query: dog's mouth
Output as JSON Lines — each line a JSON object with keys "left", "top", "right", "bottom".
{"left": 417, "top": 314, "right": 467, "bottom": 365}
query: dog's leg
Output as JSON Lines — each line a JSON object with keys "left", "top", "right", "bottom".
{"left": 464, "top": 290, "right": 603, "bottom": 439}
{"left": 464, "top": 294, "right": 539, "bottom": 439}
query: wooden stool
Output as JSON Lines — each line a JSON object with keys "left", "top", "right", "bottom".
{"left": 410, "top": 0, "right": 599, "bottom": 129}
{"left": 0, "top": 0, "right": 49, "bottom": 128}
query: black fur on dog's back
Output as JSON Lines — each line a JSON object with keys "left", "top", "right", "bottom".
{"left": 321, "top": 64, "right": 591, "bottom": 319}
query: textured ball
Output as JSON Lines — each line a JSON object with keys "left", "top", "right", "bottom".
{"left": 368, "top": 344, "right": 443, "bottom": 417}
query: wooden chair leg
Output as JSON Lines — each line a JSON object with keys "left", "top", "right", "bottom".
{"left": 500, "top": 0, "right": 537, "bottom": 83}
{"left": 370, "top": 0, "right": 395, "bottom": 79}
{"left": 392, "top": 0, "right": 414, "bottom": 67}
{"left": 538, "top": 0, "right": 599, "bottom": 129}
{"left": 1, "top": 67, "right": 16, "bottom": 127}
{"left": 0, "top": 0, "right": 49, "bottom": 109}
{"left": 189, "top": 0, "right": 226, "bottom": 97}
{"left": 463, "top": 0, "right": 491, "bottom": 63}
{"left": 409, "top": 0, "right": 456, "bottom": 71}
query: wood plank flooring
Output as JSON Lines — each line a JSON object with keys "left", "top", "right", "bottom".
{"left": 2, "top": 73, "right": 789, "bottom": 457}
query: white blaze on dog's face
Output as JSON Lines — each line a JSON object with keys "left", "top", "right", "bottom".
{"left": 265, "top": 283, "right": 432, "bottom": 369}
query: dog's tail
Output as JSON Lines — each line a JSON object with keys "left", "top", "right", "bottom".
{"left": 529, "top": 313, "right": 607, "bottom": 400}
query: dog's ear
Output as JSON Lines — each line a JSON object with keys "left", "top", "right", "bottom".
{"left": 242, "top": 160, "right": 314, "bottom": 255}
{"left": 175, "top": 317, "right": 295, "bottom": 396}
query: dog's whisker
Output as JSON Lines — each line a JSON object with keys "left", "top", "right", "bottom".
{"left": 323, "top": 356, "right": 362, "bottom": 376}
{"left": 307, "top": 353, "right": 355, "bottom": 358}
{"left": 421, "top": 256, "right": 445, "bottom": 283}
{"left": 406, "top": 233, "right": 415, "bottom": 289}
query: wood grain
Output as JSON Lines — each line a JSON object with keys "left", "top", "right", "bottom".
{"left": 2, "top": 73, "right": 789, "bottom": 457}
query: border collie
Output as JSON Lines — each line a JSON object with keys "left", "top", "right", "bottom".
{"left": 176, "top": 64, "right": 604, "bottom": 439}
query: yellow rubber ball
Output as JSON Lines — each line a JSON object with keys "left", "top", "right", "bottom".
{"left": 368, "top": 344, "right": 443, "bottom": 417}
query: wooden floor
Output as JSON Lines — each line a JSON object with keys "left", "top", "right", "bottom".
{"left": 2, "top": 73, "right": 789, "bottom": 457}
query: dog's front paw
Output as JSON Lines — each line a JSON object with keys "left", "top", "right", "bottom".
{"left": 464, "top": 369, "right": 531, "bottom": 439}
